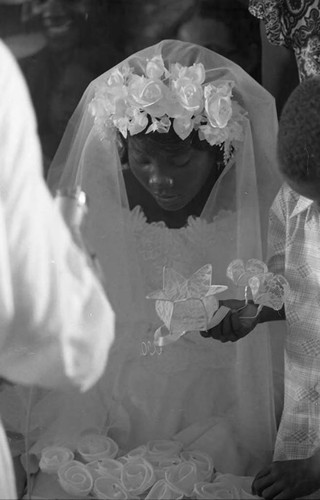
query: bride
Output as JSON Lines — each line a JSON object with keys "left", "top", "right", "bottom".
{"left": 1, "top": 40, "right": 284, "bottom": 488}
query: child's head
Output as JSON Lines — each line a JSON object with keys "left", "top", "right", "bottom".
{"left": 278, "top": 76, "right": 320, "bottom": 201}
{"left": 126, "top": 126, "right": 220, "bottom": 212}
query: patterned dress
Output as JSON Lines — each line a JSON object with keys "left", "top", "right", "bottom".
{"left": 269, "top": 184, "right": 320, "bottom": 460}
{"left": 249, "top": 0, "right": 320, "bottom": 80}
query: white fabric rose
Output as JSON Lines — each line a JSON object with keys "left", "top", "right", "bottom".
{"left": 94, "top": 476, "right": 129, "bottom": 500}
{"left": 86, "top": 458, "right": 123, "bottom": 481}
{"left": 125, "top": 445, "right": 147, "bottom": 460}
{"left": 173, "top": 78, "right": 203, "bottom": 113}
{"left": 128, "top": 75, "right": 170, "bottom": 119}
{"left": 145, "top": 55, "right": 167, "bottom": 80}
{"left": 194, "top": 474, "right": 260, "bottom": 500}
{"left": 145, "top": 440, "right": 183, "bottom": 465}
{"left": 77, "top": 434, "right": 118, "bottom": 462}
{"left": 58, "top": 460, "right": 93, "bottom": 497}
{"left": 145, "top": 479, "right": 184, "bottom": 500}
{"left": 180, "top": 450, "right": 214, "bottom": 482}
{"left": 165, "top": 461, "right": 199, "bottom": 497}
{"left": 120, "top": 456, "right": 155, "bottom": 496}
{"left": 154, "top": 457, "right": 182, "bottom": 480}
{"left": 39, "top": 446, "right": 74, "bottom": 474}
{"left": 204, "top": 82, "right": 233, "bottom": 129}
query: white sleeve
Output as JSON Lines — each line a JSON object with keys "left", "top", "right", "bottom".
{"left": 0, "top": 41, "right": 114, "bottom": 392}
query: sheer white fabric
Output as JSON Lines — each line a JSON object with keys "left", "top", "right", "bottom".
{"left": 9, "top": 40, "right": 284, "bottom": 477}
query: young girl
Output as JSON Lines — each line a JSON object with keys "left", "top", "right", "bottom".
{"left": 1, "top": 40, "right": 285, "bottom": 495}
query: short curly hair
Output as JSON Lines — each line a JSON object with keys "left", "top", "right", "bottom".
{"left": 278, "top": 76, "right": 320, "bottom": 182}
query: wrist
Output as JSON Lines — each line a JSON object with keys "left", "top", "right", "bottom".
{"left": 257, "top": 305, "right": 285, "bottom": 324}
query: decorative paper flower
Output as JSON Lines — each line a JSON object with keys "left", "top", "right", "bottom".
{"left": 86, "top": 458, "right": 123, "bottom": 481}
{"left": 180, "top": 450, "right": 214, "bottom": 482}
{"left": 226, "top": 259, "right": 268, "bottom": 287}
{"left": 226, "top": 258, "right": 289, "bottom": 311}
{"left": 248, "top": 272, "right": 290, "bottom": 311}
{"left": 58, "top": 460, "right": 93, "bottom": 497}
{"left": 145, "top": 479, "right": 184, "bottom": 500}
{"left": 147, "top": 264, "right": 227, "bottom": 346}
{"left": 93, "top": 475, "right": 129, "bottom": 500}
{"left": 165, "top": 461, "right": 199, "bottom": 497}
{"left": 89, "top": 54, "right": 245, "bottom": 157}
{"left": 39, "top": 446, "right": 74, "bottom": 474}
{"left": 77, "top": 434, "right": 118, "bottom": 462}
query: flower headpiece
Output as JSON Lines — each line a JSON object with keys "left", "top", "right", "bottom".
{"left": 89, "top": 54, "right": 245, "bottom": 160}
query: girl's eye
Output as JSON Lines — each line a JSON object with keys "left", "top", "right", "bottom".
{"left": 130, "top": 151, "right": 150, "bottom": 165}
{"left": 171, "top": 157, "right": 191, "bottom": 168}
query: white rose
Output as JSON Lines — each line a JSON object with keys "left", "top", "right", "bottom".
{"left": 145, "top": 440, "right": 183, "bottom": 465}
{"left": 145, "top": 55, "right": 167, "bottom": 80}
{"left": 173, "top": 77, "right": 203, "bottom": 112}
{"left": 165, "top": 461, "right": 199, "bottom": 497}
{"left": 170, "top": 63, "right": 205, "bottom": 85}
{"left": 194, "top": 481, "right": 242, "bottom": 499}
{"left": 87, "top": 458, "right": 123, "bottom": 481}
{"left": 180, "top": 450, "right": 214, "bottom": 482}
{"left": 39, "top": 446, "right": 74, "bottom": 474}
{"left": 154, "top": 457, "right": 182, "bottom": 481}
{"left": 145, "top": 479, "right": 184, "bottom": 500}
{"left": 121, "top": 457, "right": 155, "bottom": 496}
{"left": 204, "top": 83, "right": 233, "bottom": 128}
{"left": 129, "top": 75, "right": 164, "bottom": 108}
{"left": 58, "top": 460, "right": 93, "bottom": 497}
{"left": 94, "top": 476, "right": 129, "bottom": 500}
{"left": 77, "top": 434, "right": 118, "bottom": 462}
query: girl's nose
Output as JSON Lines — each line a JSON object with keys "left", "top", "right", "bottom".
{"left": 148, "top": 174, "right": 174, "bottom": 191}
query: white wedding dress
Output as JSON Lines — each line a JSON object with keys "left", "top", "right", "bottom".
{"left": 13, "top": 200, "right": 282, "bottom": 479}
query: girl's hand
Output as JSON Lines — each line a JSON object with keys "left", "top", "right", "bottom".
{"left": 201, "top": 300, "right": 260, "bottom": 342}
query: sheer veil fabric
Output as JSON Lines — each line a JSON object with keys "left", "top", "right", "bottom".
{"left": 4, "top": 40, "right": 284, "bottom": 476}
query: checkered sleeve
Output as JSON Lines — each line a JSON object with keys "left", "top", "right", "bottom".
{"left": 267, "top": 186, "right": 286, "bottom": 275}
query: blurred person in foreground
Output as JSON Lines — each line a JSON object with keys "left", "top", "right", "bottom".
{"left": 0, "top": 39, "right": 115, "bottom": 498}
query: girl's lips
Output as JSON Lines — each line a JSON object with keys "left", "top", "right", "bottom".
{"left": 153, "top": 194, "right": 183, "bottom": 209}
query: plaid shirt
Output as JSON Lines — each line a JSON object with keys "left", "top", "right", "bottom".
{"left": 269, "top": 183, "right": 320, "bottom": 460}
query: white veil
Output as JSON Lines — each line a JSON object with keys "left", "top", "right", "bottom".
{"left": 2, "top": 40, "right": 284, "bottom": 477}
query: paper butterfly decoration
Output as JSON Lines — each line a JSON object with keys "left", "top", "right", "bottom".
{"left": 226, "top": 259, "right": 290, "bottom": 311}
{"left": 147, "top": 264, "right": 228, "bottom": 347}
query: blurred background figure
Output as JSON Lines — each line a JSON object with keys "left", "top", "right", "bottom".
{"left": 119, "top": 0, "right": 195, "bottom": 56}
{"left": 177, "top": 0, "right": 261, "bottom": 82}
{"left": 0, "top": 0, "right": 122, "bottom": 176}
{"left": 248, "top": 0, "right": 319, "bottom": 115}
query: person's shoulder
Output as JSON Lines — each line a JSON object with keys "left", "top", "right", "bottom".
{"left": 271, "top": 182, "right": 297, "bottom": 216}
{"left": 0, "top": 40, "right": 16, "bottom": 82}
{"left": 0, "top": 39, "right": 29, "bottom": 99}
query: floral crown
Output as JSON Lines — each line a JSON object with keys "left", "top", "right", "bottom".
{"left": 89, "top": 54, "right": 245, "bottom": 160}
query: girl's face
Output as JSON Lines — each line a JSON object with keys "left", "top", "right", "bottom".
{"left": 127, "top": 136, "right": 214, "bottom": 211}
